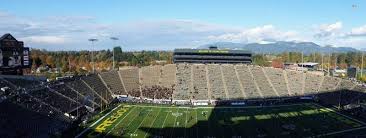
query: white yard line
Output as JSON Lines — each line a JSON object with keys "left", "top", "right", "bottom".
{"left": 75, "top": 104, "right": 121, "bottom": 138}
{"left": 170, "top": 108, "right": 180, "bottom": 137}
{"left": 103, "top": 106, "right": 136, "bottom": 137}
{"left": 143, "top": 108, "right": 162, "bottom": 137}
{"left": 184, "top": 108, "right": 188, "bottom": 138}
{"left": 132, "top": 108, "right": 152, "bottom": 136}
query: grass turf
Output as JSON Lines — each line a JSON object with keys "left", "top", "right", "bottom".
{"left": 79, "top": 103, "right": 365, "bottom": 138}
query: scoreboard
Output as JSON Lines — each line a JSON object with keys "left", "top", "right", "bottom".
{"left": 0, "top": 33, "right": 31, "bottom": 75}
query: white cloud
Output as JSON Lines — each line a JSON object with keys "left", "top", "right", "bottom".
{"left": 21, "top": 36, "right": 67, "bottom": 44}
{"left": 347, "top": 25, "right": 366, "bottom": 37}
{"left": 206, "top": 25, "right": 301, "bottom": 43}
{"left": 314, "top": 21, "right": 343, "bottom": 38}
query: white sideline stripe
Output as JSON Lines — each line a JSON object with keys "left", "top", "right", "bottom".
{"left": 143, "top": 108, "right": 162, "bottom": 137}
{"left": 129, "top": 103, "right": 306, "bottom": 109}
{"left": 170, "top": 108, "right": 180, "bottom": 137}
{"left": 104, "top": 106, "right": 136, "bottom": 137}
{"left": 312, "top": 103, "right": 366, "bottom": 125}
{"left": 75, "top": 104, "right": 122, "bottom": 138}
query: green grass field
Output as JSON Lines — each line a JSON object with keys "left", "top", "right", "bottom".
{"left": 77, "top": 103, "right": 366, "bottom": 138}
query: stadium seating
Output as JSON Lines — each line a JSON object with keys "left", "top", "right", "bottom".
{"left": 50, "top": 83, "right": 84, "bottom": 105}
{"left": 140, "top": 66, "right": 161, "bottom": 99}
{"left": 207, "top": 64, "right": 227, "bottom": 100}
{"left": 191, "top": 64, "right": 209, "bottom": 100}
{"left": 65, "top": 80, "right": 102, "bottom": 107}
{"left": 337, "top": 79, "right": 356, "bottom": 90}
{"left": 319, "top": 76, "right": 341, "bottom": 93}
{"left": 4, "top": 77, "right": 42, "bottom": 89}
{"left": 286, "top": 70, "right": 304, "bottom": 96}
{"left": 221, "top": 64, "right": 244, "bottom": 99}
{"left": 99, "top": 71, "right": 127, "bottom": 95}
{"left": 174, "top": 64, "right": 192, "bottom": 100}
{"left": 251, "top": 66, "right": 278, "bottom": 98}
{"left": 0, "top": 100, "right": 70, "bottom": 138}
{"left": 263, "top": 67, "right": 289, "bottom": 97}
{"left": 304, "top": 72, "right": 323, "bottom": 95}
{"left": 235, "top": 65, "right": 262, "bottom": 99}
{"left": 82, "top": 75, "right": 113, "bottom": 102}
{"left": 27, "top": 88, "right": 80, "bottom": 113}
{"left": 119, "top": 68, "right": 141, "bottom": 97}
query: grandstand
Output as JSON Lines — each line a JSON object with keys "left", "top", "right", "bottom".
{"left": 1, "top": 64, "right": 366, "bottom": 137}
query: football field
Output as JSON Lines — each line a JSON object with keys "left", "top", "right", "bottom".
{"left": 77, "top": 103, "right": 366, "bottom": 138}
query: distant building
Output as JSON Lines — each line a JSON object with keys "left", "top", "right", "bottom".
{"left": 297, "top": 62, "right": 319, "bottom": 71}
{"left": 173, "top": 46, "right": 252, "bottom": 64}
{"left": 0, "top": 33, "right": 31, "bottom": 75}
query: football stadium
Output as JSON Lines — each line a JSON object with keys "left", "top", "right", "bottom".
{"left": 1, "top": 62, "right": 366, "bottom": 137}
{"left": 1, "top": 1, "right": 366, "bottom": 138}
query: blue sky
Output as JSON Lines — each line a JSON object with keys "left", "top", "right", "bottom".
{"left": 0, "top": 0, "right": 365, "bottom": 50}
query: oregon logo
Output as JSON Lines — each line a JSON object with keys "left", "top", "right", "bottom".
{"left": 92, "top": 106, "right": 129, "bottom": 134}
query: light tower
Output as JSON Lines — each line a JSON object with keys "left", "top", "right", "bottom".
{"left": 110, "top": 37, "right": 119, "bottom": 70}
{"left": 88, "top": 38, "right": 98, "bottom": 73}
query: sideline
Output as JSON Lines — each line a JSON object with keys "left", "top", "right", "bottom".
{"left": 75, "top": 105, "right": 122, "bottom": 138}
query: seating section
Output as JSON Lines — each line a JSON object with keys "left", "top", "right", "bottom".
{"left": 251, "top": 66, "right": 277, "bottom": 98}
{"left": 207, "top": 64, "right": 227, "bottom": 100}
{"left": 100, "top": 71, "right": 127, "bottom": 95}
{"left": 319, "top": 76, "right": 340, "bottom": 93}
{"left": 174, "top": 64, "right": 192, "bottom": 100}
{"left": 264, "top": 67, "right": 289, "bottom": 97}
{"left": 286, "top": 70, "right": 304, "bottom": 96}
{"left": 140, "top": 66, "right": 161, "bottom": 98}
{"left": 0, "top": 100, "right": 70, "bottom": 138}
{"left": 304, "top": 73, "right": 323, "bottom": 94}
{"left": 82, "top": 75, "right": 113, "bottom": 102}
{"left": 119, "top": 68, "right": 141, "bottom": 97}
{"left": 66, "top": 80, "right": 101, "bottom": 107}
{"left": 337, "top": 79, "right": 356, "bottom": 90}
{"left": 28, "top": 88, "right": 80, "bottom": 113}
{"left": 236, "top": 65, "right": 262, "bottom": 99}
{"left": 191, "top": 64, "right": 209, "bottom": 100}
{"left": 5, "top": 78, "right": 42, "bottom": 89}
{"left": 50, "top": 83, "right": 84, "bottom": 105}
{"left": 222, "top": 65, "right": 243, "bottom": 99}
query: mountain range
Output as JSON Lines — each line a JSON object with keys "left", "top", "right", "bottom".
{"left": 199, "top": 41, "right": 360, "bottom": 54}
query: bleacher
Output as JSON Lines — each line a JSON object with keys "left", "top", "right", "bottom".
{"left": 235, "top": 65, "right": 262, "bottom": 99}
{"left": 65, "top": 80, "right": 101, "bottom": 107}
{"left": 263, "top": 67, "right": 289, "bottom": 97}
{"left": 174, "top": 64, "right": 192, "bottom": 100}
{"left": 286, "top": 70, "right": 304, "bottom": 96}
{"left": 140, "top": 66, "right": 161, "bottom": 99}
{"left": 119, "top": 68, "right": 141, "bottom": 97}
{"left": 99, "top": 71, "right": 127, "bottom": 95}
{"left": 81, "top": 75, "right": 113, "bottom": 102}
{"left": 27, "top": 88, "right": 80, "bottom": 113}
{"left": 304, "top": 72, "right": 323, "bottom": 95}
{"left": 251, "top": 66, "right": 277, "bottom": 98}
{"left": 207, "top": 64, "right": 227, "bottom": 100}
{"left": 319, "top": 76, "right": 340, "bottom": 93}
{"left": 191, "top": 64, "right": 209, "bottom": 100}
{"left": 221, "top": 64, "right": 244, "bottom": 99}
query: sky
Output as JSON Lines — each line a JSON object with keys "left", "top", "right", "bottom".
{"left": 0, "top": 0, "right": 365, "bottom": 51}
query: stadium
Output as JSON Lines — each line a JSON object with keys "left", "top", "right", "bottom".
{"left": 1, "top": 61, "right": 366, "bottom": 137}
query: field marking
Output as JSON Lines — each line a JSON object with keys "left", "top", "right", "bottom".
{"left": 75, "top": 104, "right": 122, "bottom": 138}
{"left": 170, "top": 108, "right": 180, "bottom": 137}
{"left": 103, "top": 106, "right": 136, "bottom": 137}
{"left": 129, "top": 103, "right": 307, "bottom": 109}
{"left": 132, "top": 107, "right": 152, "bottom": 136}
{"left": 160, "top": 108, "right": 170, "bottom": 137}
{"left": 222, "top": 108, "right": 237, "bottom": 136}
{"left": 312, "top": 126, "right": 366, "bottom": 137}
{"left": 312, "top": 103, "right": 366, "bottom": 125}
{"left": 184, "top": 108, "right": 188, "bottom": 138}
{"left": 143, "top": 108, "right": 162, "bottom": 138}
